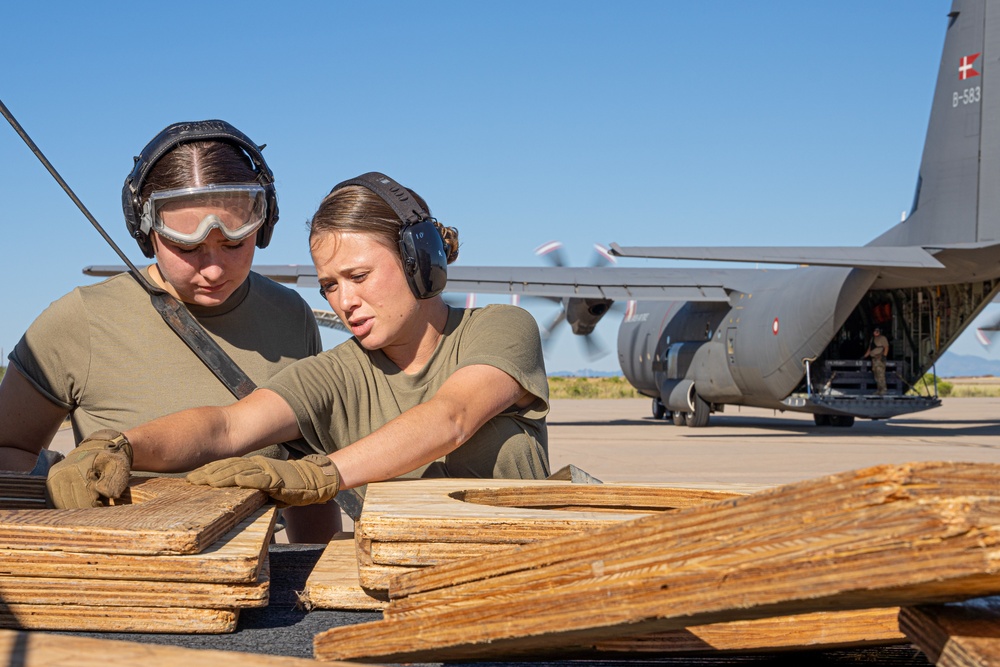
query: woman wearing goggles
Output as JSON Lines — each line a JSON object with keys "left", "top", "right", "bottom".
{"left": 0, "top": 121, "right": 334, "bottom": 541}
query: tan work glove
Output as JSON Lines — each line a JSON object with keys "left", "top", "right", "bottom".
{"left": 45, "top": 430, "right": 133, "bottom": 509}
{"left": 186, "top": 454, "right": 341, "bottom": 507}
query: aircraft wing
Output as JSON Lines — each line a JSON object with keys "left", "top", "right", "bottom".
{"left": 608, "top": 244, "right": 945, "bottom": 269}
{"left": 84, "top": 264, "right": 736, "bottom": 302}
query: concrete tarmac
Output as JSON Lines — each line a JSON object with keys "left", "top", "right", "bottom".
{"left": 545, "top": 397, "right": 1000, "bottom": 489}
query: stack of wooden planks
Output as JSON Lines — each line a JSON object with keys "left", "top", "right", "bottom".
{"left": 312, "top": 461, "right": 1000, "bottom": 663}
{"left": 0, "top": 474, "right": 274, "bottom": 633}
{"left": 352, "top": 477, "right": 755, "bottom": 591}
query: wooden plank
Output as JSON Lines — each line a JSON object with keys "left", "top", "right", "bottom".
{"left": 591, "top": 608, "right": 905, "bottom": 654}
{"left": 356, "top": 479, "right": 753, "bottom": 589}
{"left": 300, "top": 533, "right": 904, "bottom": 653}
{"left": 300, "top": 534, "right": 387, "bottom": 611}
{"left": 0, "top": 628, "right": 355, "bottom": 666}
{"left": 0, "top": 475, "right": 45, "bottom": 508}
{"left": 314, "top": 462, "right": 1000, "bottom": 662}
{"left": 0, "top": 604, "right": 240, "bottom": 633}
{"left": 0, "top": 553, "right": 270, "bottom": 608}
{"left": 0, "top": 506, "right": 275, "bottom": 582}
{"left": 900, "top": 596, "right": 1000, "bottom": 666}
{"left": 0, "top": 475, "right": 265, "bottom": 555}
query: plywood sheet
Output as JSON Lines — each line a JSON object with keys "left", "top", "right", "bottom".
{"left": 0, "top": 475, "right": 45, "bottom": 508}
{"left": 0, "top": 604, "right": 240, "bottom": 633}
{"left": 300, "top": 534, "right": 387, "bottom": 611}
{"left": 900, "top": 596, "right": 1000, "bottom": 666}
{"left": 316, "top": 461, "right": 1000, "bottom": 662}
{"left": 591, "top": 608, "right": 905, "bottom": 654}
{"left": 300, "top": 533, "right": 904, "bottom": 653}
{"left": 356, "top": 478, "right": 753, "bottom": 590}
{"left": 0, "top": 628, "right": 353, "bottom": 666}
{"left": 0, "top": 554, "right": 269, "bottom": 608}
{"left": 0, "top": 475, "right": 266, "bottom": 555}
{"left": 0, "top": 505, "right": 275, "bottom": 582}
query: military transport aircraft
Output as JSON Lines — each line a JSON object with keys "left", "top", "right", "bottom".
{"left": 86, "top": 0, "right": 1000, "bottom": 428}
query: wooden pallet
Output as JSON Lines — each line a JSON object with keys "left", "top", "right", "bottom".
{"left": 900, "top": 596, "right": 1000, "bottom": 666}
{"left": 355, "top": 478, "right": 753, "bottom": 590}
{"left": 0, "top": 475, "right": 266, "bottom": 555}
{"left": 315, "top": 461, "right": 1000, "bottom": 662}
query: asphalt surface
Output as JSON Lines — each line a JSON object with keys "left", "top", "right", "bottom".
{"left": 41, "top": 397, "right": 1000, "bottom": 664}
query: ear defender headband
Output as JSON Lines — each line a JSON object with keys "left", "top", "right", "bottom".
{"left": 122, "top": 120, "right": 278, "bottom": 258}
{"left": 329, "top": 172, "right": 448, "bottom": 299}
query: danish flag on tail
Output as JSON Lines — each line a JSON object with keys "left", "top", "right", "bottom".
{"left": 960, "top": 53, "right": 980, "bottom": 80}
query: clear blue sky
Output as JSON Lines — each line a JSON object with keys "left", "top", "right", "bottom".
{"left": 3, "top": 2, "right": 991, "bottom": 374}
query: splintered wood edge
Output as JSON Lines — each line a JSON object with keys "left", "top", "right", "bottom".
{"left": 0, "top": 476, "right": 266, "bottom": 555}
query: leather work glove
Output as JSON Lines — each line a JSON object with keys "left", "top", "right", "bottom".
{"left": 45, "top": 430, "right": 133, "bottom": 509}
{"left": 186, "top": 454, "right": 341, "bottom": 507}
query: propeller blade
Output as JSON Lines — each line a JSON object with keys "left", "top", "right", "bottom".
{"left": 535, "top": 240, "right": 568, "bottom": 268}
{"left": 591, "top": 244, "right": 617, "bottom": 267}
{"left": 540, "top": 307, "right": 567, "bottom": 342}
{"left": 580, "top": 332, "right": 608, "bottom": 361}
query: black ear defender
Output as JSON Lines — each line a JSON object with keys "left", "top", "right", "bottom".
{"left": 122, "top": 120, "right": 278, "bottom": 258}
{"left": 329, "top": 172, "right": 448, "bottom": 299}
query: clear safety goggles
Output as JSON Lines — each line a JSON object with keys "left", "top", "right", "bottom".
{"left": 140, "top": 184, "right": 268, "bottom": 246}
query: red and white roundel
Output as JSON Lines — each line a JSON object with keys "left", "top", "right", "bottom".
{"left": 772, "top": 317, "right": 779, "bottom": 335}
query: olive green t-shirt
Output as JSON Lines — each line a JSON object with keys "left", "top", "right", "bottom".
{"left": 11, "top": 268, "right": 321, "bottom": 446}
{"left": 265, "top": 304, "right": 550, "bottom": 480}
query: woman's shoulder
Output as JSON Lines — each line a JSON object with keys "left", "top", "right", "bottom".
{"left": 467, "top": 303, "right": 537, "bottom": 329}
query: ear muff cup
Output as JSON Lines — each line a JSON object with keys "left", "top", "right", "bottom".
{"left": 329, "top": 172, "right": 448, "bottom": 299}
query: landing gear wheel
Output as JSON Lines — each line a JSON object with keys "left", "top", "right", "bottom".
{"left": 830, "top": 415, "right": 855, "bottom": 428}
{"left": 685, "top": 394, "right": 710, "bottom": 428}
{"left": 672, "top": 411, "right": 686, "bottom": 426}
{"left": 652, "top": 398, "right": 666, "bottom": 420}
{"left": 813, "top": 414, "right": 831, "bottom": 426}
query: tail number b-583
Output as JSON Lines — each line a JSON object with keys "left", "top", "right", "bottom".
{"left": 954, "top": 86, "right": 981, "bottom": 107}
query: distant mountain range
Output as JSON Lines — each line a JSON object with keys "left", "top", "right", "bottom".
{"left": 931, "top": 351, "right": 1000, "bottom": 378}
{"left": 550, "top": 351, "right": 1000, "bottom": 379}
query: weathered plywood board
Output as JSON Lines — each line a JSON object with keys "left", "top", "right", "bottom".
{"left": 301, "top": 532, "right": 904, "bottom": 653}
{"left": 900, "top": 596, "right": 1000, "bottom": 666}
{"left": 356, "top": 479, "right": 753, "bottom": 589}
{"left": 0, "top": 475, "right": 265, "bottom": 555}
{"left": 0, "top": 604, "right": 240, "bottom": 633}
{"left": 0, "top": 505, "right": 275, "bottom": 582}
{"left": 0, "top": 554, "right": 269, "bottom": 608}
{"left": 301, "top": 534, "right": 387, "bottom": 611}
{"left": 591, "top": 608, "right": 905, "bottom": 654}
{"left": 0, "top": 628, "right": 355, "bottom": 666}
{"left": 0, "top": 475, "right": 46, "bottom": 508}
{"left": 315, "top": 462, "right": 1000, "bottom": 663}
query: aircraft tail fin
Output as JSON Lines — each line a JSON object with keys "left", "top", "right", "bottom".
{"left": 871, "top": 0, "right": 999, "bottom": 247}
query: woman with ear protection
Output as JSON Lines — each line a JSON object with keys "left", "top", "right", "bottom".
{"left": 0, "top": 121, "right": 339, "bottom": 534}
{"left": 46, "top": 172, "right": 551, "bottom": 509}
